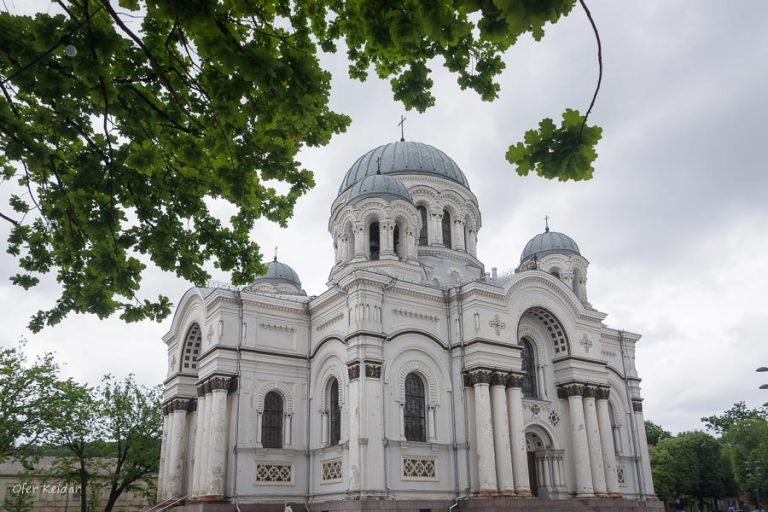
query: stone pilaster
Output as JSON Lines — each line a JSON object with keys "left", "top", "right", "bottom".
{"left": 582, "top": 386, "right": 607, "bottom": 496}
{"left": 506, "top": 374, "right": 531, "bottom": 495}
{"left": 191, "top": 386, "right": 207, "bottom": 496}
{"left": 166, "top": 399, "right": 190, "bottom": 499}
{"left": 490, "top": 372, "right": 515, "bottom": 494}
{"left": 562, "top": 384, "right": 594, "bottom": 496}
{"left": 470, "top": 370, "right": 498, "bottom": 494}
{"left": 199, "top": 381, "right": 212, "bottom": 492}
{"left": 206, "top": 376, "right": 230, "bottom": 497}
{"left": 157, "top": 412, "right": 171, "bottom": 501}
{"left": 595, "top": 388, "right": 620, "bottom": 495}
{"left": 347, "top": 360, "right": 362, "bottom": 492}
{"left": 362, "top": 361, "right": 384, "bottom": 493}
{"left": 633, "top": 399, "right": 656, "bottom": 496}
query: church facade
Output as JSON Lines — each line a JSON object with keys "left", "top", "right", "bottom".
{"left": 157, "top": 141, "right": 657, "bottom": 509}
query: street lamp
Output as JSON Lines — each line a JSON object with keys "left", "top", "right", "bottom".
{"left": 758, "top": 367, "right": 768, "bottom": 407}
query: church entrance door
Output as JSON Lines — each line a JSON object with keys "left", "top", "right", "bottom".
{"left": 527, "top": 451, "right": 538, "bottom": 497}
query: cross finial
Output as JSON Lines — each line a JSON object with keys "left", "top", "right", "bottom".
{"left": 376, "top": 156, "right": 382, "bottom": 174}
{"left": 544, "top": 215, "right": 550, "bottom": 232}
{"left": 398, "top": 115, "right": 406, "bottom": 142}
{"left": 274, "top": 246, "right": 278, "bottom": 262}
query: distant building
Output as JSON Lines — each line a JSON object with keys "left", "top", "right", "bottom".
{"left": 158, "top": 141, "right": 659, "bottom": 511}
{"left": 0, "top": 457, "right": 151, "bottom": 512}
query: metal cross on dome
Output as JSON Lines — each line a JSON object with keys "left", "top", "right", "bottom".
{"left": 398, "top": 115, "right": 406, "bottom": 142}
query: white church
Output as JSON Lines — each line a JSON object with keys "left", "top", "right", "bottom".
{"left": 157, "top": 141, "right": 660, "bottom": 511}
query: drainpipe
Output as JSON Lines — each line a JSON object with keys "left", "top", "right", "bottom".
{"left": 619, "top": 330, "right": 646, "bottom": 503}
{"left": 456, "top": 284, "right": 472, "bottom": 500}
{"left": 444, "top": 288, "right": 461, "bottom": 500}
{"left": 233, "top": 290, "right": 245, "bottom": 512}
{"left": 304, "top": 301, "right": 312, "bottom": 512}
{"left": 380, "top": 278, "right": 397, "bottom": 498}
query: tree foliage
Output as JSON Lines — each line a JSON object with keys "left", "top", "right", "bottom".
{"left": 702, "top": 401, "right": 768, "bottom": 437}
{"left": 0, "top": 341, "right": 70, "bottom": 464}
{"left": 722, "top": 418, "right": 768, "bottom": 500}
{"left": 47, "top": 375, "right": 161, "bottom": 512}
{"left": 650, "top": 431, "right": 735, "bottom": 503}
{"left": 645, "top": 419, "right": 672, "bottom": 446}
{"left": 0, "top": 0, "right": 603, "bottom": 330}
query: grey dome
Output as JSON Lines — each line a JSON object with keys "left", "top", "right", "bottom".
{"left": 347, "top": 174, "right": 411, "bottom": 204}
{"left": 339, "top": 141, "right": 470, "bottom": 194}
{"left": 521, "top": 229, "right": 581, "bottom": 262}
{"left": 254, "top": 258, "right": 302, "bottom": 287}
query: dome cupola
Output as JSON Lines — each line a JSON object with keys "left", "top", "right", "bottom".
{"left": 520, "top": 226, "right": 580, "bottom": 263}
{"left": 338, "top": 141, "right": 470, "bottom": 194}
{"left": 247, "top": 257, "right": 305, "bottom": 295}
{"left": 346, "top": 174, "right": 411, "bottom": 204}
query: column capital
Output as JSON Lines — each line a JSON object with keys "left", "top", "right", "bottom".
{"left": 164, "top": 398, "right": 192, "bottom": 415}
{"left": 506, "top": 373, "right": 525, "bottom": 389}
{"left": 347, "top": 360, "right": 360, "bottom": 380}
{"left": 582, "top": 385, "right": 597, "bottom": 399}
{"left": 364, "top": 360, "right": 382, "bottom": 379}
{"left": 632, "top": 399, "right": 643, "bottom": 412}
{"left": 596, "top": 387, "right": 611, "bottom": 400}
{"left": 469, "top": 369, "right": 493, "bottom": 386}
{"left": 489, "top": 371, "right": 507, "bottom": 387}
{"left": 209, "top": 375, "right": 233, "bottom": 392}
{"left": 559, "top": 383, "right": 585, "bottom": 398}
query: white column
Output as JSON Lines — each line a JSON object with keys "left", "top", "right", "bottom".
{"left": 596, "top": 389, "right": 620, "bottom": 495}
{"left": 453, "top": 219, "right": 466, "bottom": 251}
{"left": 583, "top": 387, "right": 607, "bottom": 495}
{"left": 157, "top": 411, "right": 171, "bottom": 501}
{"left": 506, "top": 377, "right": 531, "bottom": 495}
{"left": 564, "top": 385, "right": 594, "bottom": 496}
{"left": 199, "top": 390, "right": 212, "bottom": 494}
{"left": 353, "top": 222, "right": 366, "bottom": 260}
{"left": 427, "top": 406, "right": 437, "bottom": 441}
{"left": 192, "top": 392, "right": 206, "bottom": 496}
{"left": 633, "top": 400, "right": 656, "bottom": 496}
{"left": 471, "top": 371, "right": 498, "bottom": 494}
{"left": 166, "top": 400, "right": 188, "bottom": 499}
{"left": 321, "top": 411, "right": 329, "bottom": 446}
{"left": 542, "top": 455, "right": 551, "bottom": 490}
{"left": 206, "top": 377, "right": 230, "bottom": 497}
{"left": 430, "top": 209, "right": 443, "bottom": 246}
{"left": 490, "top": 373, "right": 515, "bottom": 494}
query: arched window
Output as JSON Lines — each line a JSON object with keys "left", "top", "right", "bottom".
{"left": 442, "top": 210, "right": 452, "bottom": 248}
{"left": 369, "top": 222, "right": 380, "bottom": 260}
{"left": 180, "top": 324, "right": 202, "bottom": 372}
{"left": 417, "top": 206, "right": 428, "bottom": 246}
{"left": 550, "top": 268, "right": 561, "bottom": 279}
{"left": 521, "top": 338, "right": 538, "bottom": 398}
{"left": 329, "top": 378, "right": 341, "bottom": 446}
{"left": 393, "top": 224, "right": 401, "bottom": 259}
{"left": 404, "top": 373, "right": 426, "bottom": 442}
{"left": 262, "top": 391, "right": 283, "bottom": 448}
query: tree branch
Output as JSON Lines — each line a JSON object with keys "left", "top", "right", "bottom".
{"left": 0, "top": 211, "right": 20, "bottom": 226}
{"left": 578, "top": 0, "right": 602, "bottom": 139}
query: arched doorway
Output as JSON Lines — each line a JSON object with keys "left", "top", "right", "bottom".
{"left": 525, "top": 426, "right": 565, "bottom": 499}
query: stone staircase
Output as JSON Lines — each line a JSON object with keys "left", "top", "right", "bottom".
{"left": 172, "top": 498, "right": 665, "bottom": 512}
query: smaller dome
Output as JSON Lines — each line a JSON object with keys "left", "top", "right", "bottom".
{"left": 254, "top": 258, "right": 302, "bottom": 287}
{"left": 346, "top": 174, "right": 411, "bottom": 204}
{"left": 521, "top": 228, "right": 581, "bottom": 262}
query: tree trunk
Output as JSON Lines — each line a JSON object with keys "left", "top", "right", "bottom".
{"left": 79, "top": 460, "right": 88, "bottom": 512}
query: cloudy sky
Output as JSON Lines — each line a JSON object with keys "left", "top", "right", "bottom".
{"left": 2, "top": 1, "right": 767, "bottom": 435}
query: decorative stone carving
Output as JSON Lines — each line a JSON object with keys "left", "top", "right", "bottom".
{"left": 582, "top": 385, "right": 596, "bottom": 398}
{"left": 392, "top": 308, "right": 439, "bottom": 323}
{"left": 321, "top": 459, "right": 342, "bottom": 482}
{"left": 556, "top": 387, "right": 568, "bottom": 400}
{"left": 365, "top": 361, "right": 382, "bottom": 379}
{"left": 348, "top": 361, "right": 360, "bottom": 381}
{"left": 402, "top": 458, "right": 437, "bottom": 479}
{"left": 549, "top": 410, "right": 560, "bottom": 426}
{"left": 506, "top": 373, "right": 525, "bottom": 389}
{"left": 490, "top": 371, "right": 507, "bottom": 387}
{"left": 596, "top": 387, "right": 611, "bottom": 400}
{"left": 580, "top": 333, "right": 593, "bottom": 353}
{"left": 489, "top": 314, "right": 506, "bottom": 336}
{"left": 255, "top": 464, "right": 293, "bottom": 484}
{"left": 463, "top": 373, "right": 472, "bottom": 388}
{"left": 209, "top": 375, "right": 233, "bottom": 392}
{"left": 632, "top": 400, "right": 643, "bottom": 412}
{"left": 469, "top": 370, "right": 493, "bottom": 385}
{"left": 164, "top": 398, "right": 191, "bottom": 415}
{"left": 561, "top": 384, "right": 584, "bottom": 397}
